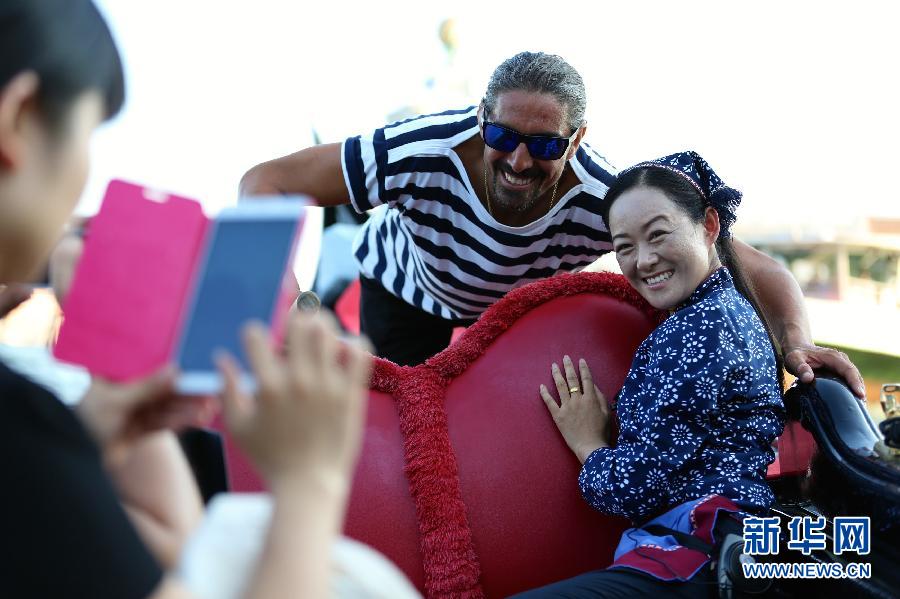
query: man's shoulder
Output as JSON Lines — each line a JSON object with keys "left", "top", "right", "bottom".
{"left": 384, "top": 106, "right": 477, "bottom": 129}
{"left": 572, "top": 142, "right": 618, "bottom": 191}
{"left": 379, "top": 106, "right": 478, "bottom": 147}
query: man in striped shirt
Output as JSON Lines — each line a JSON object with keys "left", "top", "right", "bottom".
{"left": 239, "top": 51, "right": 864, "bottom": 398}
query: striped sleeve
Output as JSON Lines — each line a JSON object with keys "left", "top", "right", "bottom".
{"left": 341, "top": 107, "right": 478, "bottom": 214}
{"left": 576, "top": 142, "right": 618, "bottom": 187}
{"left": 342, "top": 129, "right": 386, "bottom": 213}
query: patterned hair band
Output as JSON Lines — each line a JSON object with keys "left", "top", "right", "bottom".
{"left": 620, "top": 150, "right": 742, "bottom": 238}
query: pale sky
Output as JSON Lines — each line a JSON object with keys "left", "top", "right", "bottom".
{"left": 87, "top": 0, "right": 900, "bottom": 235}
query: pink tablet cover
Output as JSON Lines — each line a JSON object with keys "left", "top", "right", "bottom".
{"left": 54, "top": 180, "right": 210, "bottom": 381}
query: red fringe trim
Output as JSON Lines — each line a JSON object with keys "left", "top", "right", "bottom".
{"left": 367, "top": 272, "right": 659, "bottom": 598}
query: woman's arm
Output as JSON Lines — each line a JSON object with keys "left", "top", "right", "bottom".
{"left": 146, "top": 474, "right": 351, "bottom": 599}
{"left": 75, "top": 366, "right": 217, "bottom": 570}
{"left": 542, "top": 351, "right": 717, "bottom": 520}
{"left": 576, "top": 391, "right": 713, "bottom": 520}
{"left": 147, "top": 313, "right": 371, "bottom": 599}
{"left": 110, "top": 431, "right": 204, "bottom": 570}
{"left": 216, "top": 313, "right": 372, "bottom": 599}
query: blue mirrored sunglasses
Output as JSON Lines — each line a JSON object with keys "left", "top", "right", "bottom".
{"left": 481, "top": 121, "right": 575, "bottom": 161}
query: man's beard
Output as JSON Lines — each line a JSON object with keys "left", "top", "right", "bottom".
{"left": 489, "top": 163, "right": 545, "bottom": 214}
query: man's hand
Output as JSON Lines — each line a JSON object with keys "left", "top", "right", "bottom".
{"left": 540, "top": 355, "right": 610, "bottom": 463}
{"left": 784, "top": 344, "right": 866, "bottom": 399}
{"left": 76, "top": 367, "right": 216, "bottom": 466}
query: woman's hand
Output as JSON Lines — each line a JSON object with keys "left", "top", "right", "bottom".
{"left": 76, "top": 367, "right": 216, "bottom": 467}
{"left": 540, "top": 355, "right": 610, "bottom": 464}
{"left": 218, "top": 312, "right": 372, "bottom": 496}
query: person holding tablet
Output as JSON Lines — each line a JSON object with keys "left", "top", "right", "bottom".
{"left": 0, "top": 2, "right": 372, "bottom": 598}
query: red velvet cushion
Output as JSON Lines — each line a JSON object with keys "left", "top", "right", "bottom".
{"left": 344, "top": 273, "right": 660, "bottom": 598}
{"left": 443, "top": 294, "right": 655, "bottom": 597}
{"left": 344, "top": 389, "right": 424, "bottom": 589}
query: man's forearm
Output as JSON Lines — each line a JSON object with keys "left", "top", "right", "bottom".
{"left": 734, "top": 239, "right": 811, "bottom": 351}
{"left": 239, "top": 162, "right": 286, "bottom": 197}
{"left": 734, "top": 239, "right": 866, "bottom": 396}
{"left": 751, "top": 264, "right": 811, "bottom": 350}
{"left": 238, "top": 143, "right": 349, "bottom": 206}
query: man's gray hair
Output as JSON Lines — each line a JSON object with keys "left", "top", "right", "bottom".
{"left": 483, "top": 51, "right": 586, "bottom": 132}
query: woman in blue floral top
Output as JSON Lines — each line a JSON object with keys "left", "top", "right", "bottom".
{"left": 515, "top": 151, "right": 785, "bottom": 598}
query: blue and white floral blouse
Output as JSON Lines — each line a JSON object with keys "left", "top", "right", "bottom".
{"left": 579, "top": 267, "right": 785, "bottom": 524}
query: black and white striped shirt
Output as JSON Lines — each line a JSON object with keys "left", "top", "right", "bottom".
{"left": 341, "top": 106, "right": 618, "bottom": 321}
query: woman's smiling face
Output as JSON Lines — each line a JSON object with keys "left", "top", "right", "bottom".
{"left": 608, "top": 185, "right": 721, "bottom": 310}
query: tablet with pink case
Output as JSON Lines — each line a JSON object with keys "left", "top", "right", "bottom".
{"left": 54, "top": 179, "right": 306, "bottom": 384}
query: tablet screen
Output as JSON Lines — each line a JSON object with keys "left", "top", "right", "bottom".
{"left": 176, "top": 213, "right": 298, "bottom": 374}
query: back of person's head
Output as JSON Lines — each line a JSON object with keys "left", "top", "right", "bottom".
{"left": 0, "top": 0, "right": 125, "bottom": 127}
{"left": 483, "top": 52, "right": 586, "bottom": 132}
{"left": 602, "top": 162, "right": 785, "bottom": 388}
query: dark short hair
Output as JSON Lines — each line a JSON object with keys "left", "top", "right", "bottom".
{"left": 483, "top": 51, "right": 586, "bottom": 132}
{"left": 0, "top": 0, "right": 125, "bottom": 126}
